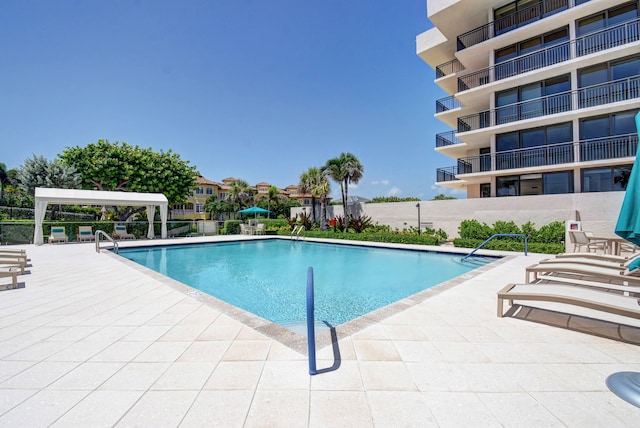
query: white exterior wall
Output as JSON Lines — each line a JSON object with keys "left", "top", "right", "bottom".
{"left": 292, "top": 192, "right": 624, "bottom": 242}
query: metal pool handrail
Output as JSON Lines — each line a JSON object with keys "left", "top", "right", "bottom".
{"left": 462, "top": 233, "right": 528, "bottom": 261}
{"left": 306, "top": 266, "right": 317, "bottom": 375}
{"left": 95, "top": 230, "right": 118, "bottom": 254}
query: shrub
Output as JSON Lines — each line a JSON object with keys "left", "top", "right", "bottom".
{"left": 452, "top": 238, "right": 564, "bottom": 254}
{"left": 224, "top": 220, "right": 242, "bottom": 235}
{"left": 459, "top": 219, "right": 493, "bottom": 240}
{"left": 348, "top": 215, "right": 373, "bottom": 233}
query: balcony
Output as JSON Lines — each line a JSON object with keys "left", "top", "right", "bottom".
{"left": 435, "top": 58, "right": 464, "bottom": 79}
{"left": 457, "top": 74, "right": 640, "bottom": 132}
{"left": 458, "top": 17, "right": 640, "bottom": 92}
{"left": 440, "top": 133, "right": 637, "bottom": 177}
{"left": 436, "top": 130, "right": 463, "bottom": 148}
{"left": 436, "top": 166, "right": 460, "bottom": 182}
{"left": 456, "top": 0, "right": 592, "bottom": 51}
{"left": 436, "top": 96, "right": 462, "bottom": 113}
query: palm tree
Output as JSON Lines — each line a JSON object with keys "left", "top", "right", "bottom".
{"left": 255, "top": 185, "right": 286, "bottom": 219}
{"left": 324, "top": 152, "right": 363, "bottom": 232}
{"left": 226, "top": 179, "right": 253, "bottom": 217}
{"left": 0, "top": 163, "right": 8, "bottom": 205}
{"left": 299, "top": 168, "right": 322, "bottom": 223}
{"left": 311, "top": 173, "right": 331, "bottom": 231}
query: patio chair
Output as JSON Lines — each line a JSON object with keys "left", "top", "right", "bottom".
{"left": 568, "top": 231, "right": 607, "bottom": 253}
{"left": 254, "top": 223, "right": 266, "bottom": 235}
{"left": 240, "top": 224, "right": 252, "bottom": 235}
{"left": 113, "top": 224, "right": 135, "bottom": 240}
{"left": 48, "top": 226, "right": 68, "bottom": 244}
{"left": 497, "top": 282, "right": 640, "bottom": 319}
{"left": 77, "top": 226, "right": 95, "bottom": 242}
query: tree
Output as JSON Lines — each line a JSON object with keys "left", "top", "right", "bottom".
{"left": 254, "top": 185, "right": 286, "bottom": 219}
{"left": 205, "top": 195, "right": 231, "bottom": 221}
{"left": 226, "top": 179, "right": 253, "bottom": 216}
{"left": 299, "top": 167, "right": 322, "bottom": 223}
{"left": 311, "top": 172, "right": 331, "bottom": 231}
{"left": 324, "top": 152, "right": 363, "bottom": 232}
{"left": 59, "top": 140, "right": 197, "bottom": 220}
{"left": 16, "top": 155, "right": 82, "bottom": 218}
{"left": 431, "top": 193, "right": 456, "bottom": 200}
{"left": 0, "top": 163, "right": 8, "bottom": 204}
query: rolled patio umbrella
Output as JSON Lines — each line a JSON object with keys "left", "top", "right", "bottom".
{"left": 238, "top": 205, "right": 271, "bottom": 218}
{"left": 608, "top": 111, "right": 640, "bottom": 408}
{"left": 614, "top": 112, "right": 640, "bottom": 246}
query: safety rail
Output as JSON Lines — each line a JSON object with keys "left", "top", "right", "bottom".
{"left": 462, "top": 233, "right": 528, "bottom": 262}
{"left": 95, "top": 230, "right": 118, "bottom": 254}
{"left": 291, "top": 225, "right": 305, "bottom": 241}
{"left": 306, "top": 267, "right": 317, "bottom": 375}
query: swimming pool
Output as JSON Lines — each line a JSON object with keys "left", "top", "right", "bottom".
{"left": 119, "top": 239, "right": 493, "bottom": 328}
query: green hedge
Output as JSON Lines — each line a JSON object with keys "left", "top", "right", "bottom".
{"left": 453, "top": 238, "right": 565, "bottom": 254}
{"left": 277, "top": 230, "right": 440, "bottom": 245}
{"left": 224, "top": 220, "right": 242, "bottom": 235}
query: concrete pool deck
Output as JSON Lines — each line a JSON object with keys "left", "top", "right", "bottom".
{"left": 1, "top": 236, "right": 640, "bottom": 426}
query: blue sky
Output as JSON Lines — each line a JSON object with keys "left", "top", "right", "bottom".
{"left": 0, "top": 0, "right": 459, "bottom": 200}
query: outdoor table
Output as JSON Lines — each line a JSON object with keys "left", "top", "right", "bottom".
{"left": 588, "top": 236, "right": 627, "bottom": 255}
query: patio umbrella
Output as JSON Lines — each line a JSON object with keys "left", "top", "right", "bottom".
{"left": 614, "top": 111, "right": 640, "bottom": 246}
{"left": 608, "top": 111, "right": 640, "bottom": 408}
{"left": 238, "top": 206, "right": 271, "bottom": 218}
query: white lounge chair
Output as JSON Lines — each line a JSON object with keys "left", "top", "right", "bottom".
{"left": 113, "top": 224, "right": 135, "bottom": 240}
{"left": 0, "top": 267, "right": 19, "bottom": 290}
{"left": 525, "top": 261, "right": 640, "bottom": 285}
{"left": 48, "top": 226, "right": 68, "bottom": 244}
{"left": 498, "top": 282, "right": 640, "bottom": 319}
{"left": 0, "top": 258, "right": 25, "bottom": 274}
{"left": 77, "top": 226, "right": 95, "bottom": 242}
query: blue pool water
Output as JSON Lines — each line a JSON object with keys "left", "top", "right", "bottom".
{"left": 119, "top": 240, "right": 493, "bottom": 327}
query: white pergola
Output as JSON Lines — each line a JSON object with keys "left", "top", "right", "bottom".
{"left": 34, "top": 187, "right": 169, "bottom": 245}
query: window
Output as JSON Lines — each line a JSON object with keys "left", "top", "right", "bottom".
{"left": 496, "top": 171, "right": 574, "bottom": 197}
{"left": 195, "top": 187, "right": 204, "bottom": 195}
{"left": 577, "top": 2, "right": 639, "bottom": 55}
{"left": 196, "top": 203, "right": 204, "bottom": 213}
{"left": 495, "top": 27, "right": 569, "bottom": 79}
{"left": 496, "top": 122, "right": 573, "bottom": 169}
{"left": 494, "top": 0, "right": 568, "bottom": 36}
{"left": 582, "top": 165, "right": 633, "bottom": 192}
{"left": 219, "top": 192, "right": 227, "bottom": 199}
{"left": 206, "top": 188, "right": 213, "bottom": 195}
{"left": 495, "top": 75, "right": 570, "bottom": 124}
{"left": 544, "top": 171, "right": 573, "bottom": 194}
{"left": 497, "top": 176, "right": 519, "bottom": 196}
{"left": 580, "top": 110, "right": 639, "bottom": 161}
{"left": 480, "top": 183, "right": 491, "bottom": 198}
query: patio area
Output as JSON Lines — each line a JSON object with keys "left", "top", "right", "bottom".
{"left": 1, "top": 237, "right": 640, "bottom": 426}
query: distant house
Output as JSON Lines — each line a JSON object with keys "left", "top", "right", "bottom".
{"left": 170, "top": 177, "right": 307, "bottom": 220}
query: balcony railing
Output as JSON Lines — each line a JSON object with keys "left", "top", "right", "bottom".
{"left": 457, "top": 0, "right": 576, "bottom": 51}
{"left": 436, "top": 166, "right": 460, "bottom": 182}
{"left": 438, "top": 134, "right": 637, "bottom": 178}
{"left": 458, "top": 74, "right": 640, "bottom": 132}
{"left": 435, "top": 58, "right": 464, "bottom": 79}
{"left": 436, "top": 96, "right": 462, "bottom": 113}
{"left": 458, "top": 17, "right": 640, "bottom": 92}
{"left": 436, "top": 130, "right": 463, "bottom": 148}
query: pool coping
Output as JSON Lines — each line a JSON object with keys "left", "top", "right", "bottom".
{"left": 109, "top": 236, "right": 517, "bottom": 354}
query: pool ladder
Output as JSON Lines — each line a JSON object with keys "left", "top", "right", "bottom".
{"left": 461, "top": 233, "right": 527, "bottom": 262}
{"left": 95, "top": 230, "right": 119, "bottom": 254}
{"left": 291, "top": 225, "right": 305, "bottom": 241}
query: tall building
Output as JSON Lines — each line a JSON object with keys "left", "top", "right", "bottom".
{"left": 417, "top": 0, "right": 639, "bottom": 198}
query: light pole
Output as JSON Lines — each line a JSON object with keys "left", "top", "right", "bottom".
{"left": 416, "top": 203, "right": 421, "bottom": 235}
